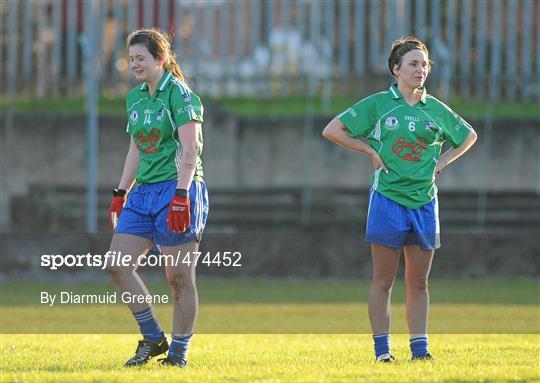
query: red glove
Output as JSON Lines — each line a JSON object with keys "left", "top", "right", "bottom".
{"left": 109, "top": 196, "right": 125, "bottom": 231}
{"left": 167, "top": 195, "right": 190, "bottom": 233}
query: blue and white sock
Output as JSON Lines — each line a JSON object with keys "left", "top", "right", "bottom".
{"left": 168, "top": 333, "right": 192, "bottom": 363}
{"left": 133, "top": 307, "right": 164, "bottom": 341}
{"left": 410, "top": 335, "right": 429, "bottom": 358}
{"left": 373, "top": 333, "right": 391, "bottom": 360}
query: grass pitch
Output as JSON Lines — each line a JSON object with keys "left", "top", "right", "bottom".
{"left": 1, "top": 334, "right": 538, "bottom": 383}
{"left": 1, "top": 278, "right": 539, "bottom": 382}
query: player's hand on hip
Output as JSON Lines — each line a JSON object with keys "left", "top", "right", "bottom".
{"left": 369, "top": 152, "right": 389, "bottom": 174}
{"left": 109, "top": 196, "right": 125, "bottom": 231}
{"left": 167, "top": 195, "right": 190, "bottom": 233}
{"left": 435, "top": 158, "right": 447, "bottom": 174}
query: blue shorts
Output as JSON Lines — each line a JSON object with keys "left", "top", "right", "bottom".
{"left": 115, "top": 179, "right": 209, "bottom": 246}
{"left": 365, "top": 189, "right": 440, "bottom": 251}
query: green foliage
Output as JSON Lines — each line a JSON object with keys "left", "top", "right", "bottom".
{"left": 1, "top": 96, "right": 124, "bottom": 115}
{"left": 2, "top": 96, "right": 538, "bottom": 119}
{"left": 214, "top": 96, "right": 540, "bottom": 119}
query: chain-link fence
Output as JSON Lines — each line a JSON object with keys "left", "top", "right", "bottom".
{"left": 1, "top": 0, "right": 539, "bottom": 101}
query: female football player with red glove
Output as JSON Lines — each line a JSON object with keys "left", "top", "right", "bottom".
{"left": 107, "top": 28, "right": 208, "bottom": 368}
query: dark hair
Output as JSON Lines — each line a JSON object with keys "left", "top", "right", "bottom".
{"left": 388, "top": 36, "right": 431, "bottom": 76}
{"left": 127, "top": 28, "right": 185, "bottom": 82}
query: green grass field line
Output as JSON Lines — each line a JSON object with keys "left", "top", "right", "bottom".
{"left": 1, "top": 334, "right": 539, "bottom": 382}
{"left": 2, "top": 279, "right": 539, "bottom": 334}
{"left": 2, "top": 278, "right": 538, "bottom": 305}
{"left": 2, "top": 303, "right": 538, "bottom": 334}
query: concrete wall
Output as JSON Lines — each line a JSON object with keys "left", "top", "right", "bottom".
{"left": 2, "top": 112, "right": 539, "bottom": 277}
{"left": 3, "top": 112, "right": 539, "bottom": 196}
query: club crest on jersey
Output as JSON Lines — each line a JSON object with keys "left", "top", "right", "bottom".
{"left": 157, "top": 108, "right": 163, "bottom": 122}
{"left": 424, "top": 120, "right": 438, "bottom": 133}
{"left": 384, "top": 116, "right": 399, "bottom": 130}
{"left": 130, "top": 110, "right": 138, "bottom": 123}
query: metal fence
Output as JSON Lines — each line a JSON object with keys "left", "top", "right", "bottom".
{"left": 1, "top": 0, "right": 539, "bottom": 101}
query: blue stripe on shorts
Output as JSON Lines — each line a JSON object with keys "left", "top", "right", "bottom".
{"left": 115, "top": 180, "right": 209, "bottom": 246}
{"left": 365, "top": 188, "right": 440, "bottom": 251}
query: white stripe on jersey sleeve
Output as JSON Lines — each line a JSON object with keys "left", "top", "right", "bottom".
{"left": 159, "top": 72, "right": 172, "bottom": 91}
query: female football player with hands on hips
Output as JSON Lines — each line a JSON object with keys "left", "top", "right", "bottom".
{"left": 107, "top": 28, "right": 208, "bottom": 367}
{"left": 323, "top": 36, "right": 477, "bottom": 362}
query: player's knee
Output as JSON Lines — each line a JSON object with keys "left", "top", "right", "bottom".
{"left": 105, "top": 264, "right": 131, "bottom": 284}
{"left": 406, "top": 275, "right": 429, "bottom": 292}
{"left": 371, "top": 276, "right": 395, "bottom": 292}
{"left": 166, "top": 269, "right": 193, "bottom": 292}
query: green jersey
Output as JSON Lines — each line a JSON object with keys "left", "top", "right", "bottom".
{"left": 338, "top": 84, "right": 472, "bottom": 208}
{"left": 125, "top": 71, "right": 204, "bottom": 184}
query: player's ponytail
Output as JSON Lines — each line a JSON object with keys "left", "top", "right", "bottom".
{"left": 127, "top": 28, "right": 186, "bottom": 84}
{"left": 164, "top": 53, "right": 185, "bottom": 83}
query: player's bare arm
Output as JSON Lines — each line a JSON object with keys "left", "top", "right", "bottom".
{"left": 322, "top": 118, "right": 389, "bottom": 173}
{"left": 436, "top": 128, "right": 478, "bottom": 173}
{"left": 176, "top": 121, "right": 200, "bottom": 191}
{"left": 117, "top": 137, "right": 140, "bottom": 192}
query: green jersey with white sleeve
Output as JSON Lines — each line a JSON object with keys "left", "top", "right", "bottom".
{"left": 125, "top": 70, "right": 204, "bottom": 184}
{"left": 338, "top": 84, "right": 472, "bottom": 208}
